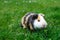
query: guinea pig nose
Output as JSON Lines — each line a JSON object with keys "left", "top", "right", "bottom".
{"left": 43, "top": 25, "right": 46, "bottom": 27}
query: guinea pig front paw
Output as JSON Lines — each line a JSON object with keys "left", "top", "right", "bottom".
{"left": 23, "top": 26, "right": 27, "bottom": 29}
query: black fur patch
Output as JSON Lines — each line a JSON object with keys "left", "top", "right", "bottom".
{"left": 32, "top": 14, "right": 38, "bottom": 20}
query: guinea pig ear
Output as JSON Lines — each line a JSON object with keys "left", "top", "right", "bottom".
{"left": 39, "top": 13, "right": 45, "bottom": 17}
{"left": 32, "top": 14, "right": 38, "bottom": 19}
{"left": 41, "top": 14, "right": 45, "bottom": 17}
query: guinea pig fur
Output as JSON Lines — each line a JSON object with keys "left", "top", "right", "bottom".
{"left": 21, "top": 12, "right": 47, "bottom": 30}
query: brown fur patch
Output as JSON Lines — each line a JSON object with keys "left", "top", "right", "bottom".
{"left": 37, "top": 15, "right": 40, "bottom": 22}
{"left": 21, "top": 16, "right": 26, "bottom": 29}
{"left": 29, "top": 23, "right": 33, "bottom": 30}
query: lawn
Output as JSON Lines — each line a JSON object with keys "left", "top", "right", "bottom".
{"left": 0, "top": 0, "right": 60, "bottom": 40}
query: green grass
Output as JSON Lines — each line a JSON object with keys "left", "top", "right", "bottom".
{"left": 0, "top": 0, "right": 60, "bottom": 40}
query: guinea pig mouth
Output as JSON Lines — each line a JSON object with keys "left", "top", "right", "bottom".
{"left": 41, "top": 25, "right": 46, "bottom": 28}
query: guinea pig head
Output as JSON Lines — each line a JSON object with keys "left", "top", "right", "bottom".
{"left": 33, "top": 13, "right": 47, "bottom": 29}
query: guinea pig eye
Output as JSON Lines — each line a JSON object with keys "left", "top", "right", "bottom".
{"left": 38, "top": 20, "right": 40, "bottom": 22}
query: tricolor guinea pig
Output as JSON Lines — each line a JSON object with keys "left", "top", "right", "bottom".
{"left": 21, "top": 12, "right": 47, "bottom": 30}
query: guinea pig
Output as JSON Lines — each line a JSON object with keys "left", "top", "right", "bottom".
{"left": 21, "top": 12, "right": 47, "bottom": 30}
